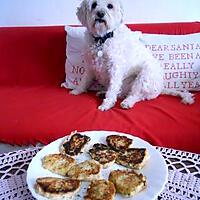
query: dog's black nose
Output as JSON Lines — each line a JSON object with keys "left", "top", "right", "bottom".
{"left": 96, "top": 11, "right": 105, "bottom": 18}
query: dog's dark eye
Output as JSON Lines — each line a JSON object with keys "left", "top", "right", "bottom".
{"left": 107, "top": 4, "right": 113, "bottom": 9}
{"left": 91, "top": 2, "right": 97, "bottom": 9}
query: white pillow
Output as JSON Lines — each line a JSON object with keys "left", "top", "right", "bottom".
{"left": 61, "top": 26, "right": 103, "bottom": 91}
{"left": 61, "top": 26, "right": 86, "bottom": 89}
{"left": 62, "top": 26, "right": 200, "bottom": 91}
{"left": 142, "top": 33, "right": 200, "bottom": 91}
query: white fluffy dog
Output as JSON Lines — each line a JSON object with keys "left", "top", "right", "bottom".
{"left": 70, "top": 0, "right": 194, "bottom": 111}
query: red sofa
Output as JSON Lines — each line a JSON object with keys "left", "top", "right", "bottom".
{"left": 0, "top": 22, "right": 200, "bottom": 153}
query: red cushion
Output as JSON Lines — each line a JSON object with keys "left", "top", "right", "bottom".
{"left": 0, "top": 85, "right": 200, "bottom": 153}
{"left": 0, "top": 23, "right": 200, "bottom": 153}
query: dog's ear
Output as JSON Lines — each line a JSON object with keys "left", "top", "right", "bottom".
{"left": 76, "top": 0, "right": 88, "bottom": 26}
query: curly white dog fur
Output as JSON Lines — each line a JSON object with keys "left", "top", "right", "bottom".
{"left": 70, "top": 0, "right": 194, "bottom": 111}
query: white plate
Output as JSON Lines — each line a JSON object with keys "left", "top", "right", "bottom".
{"left": 27, "top": 130, "right": 168, "bottom": 200}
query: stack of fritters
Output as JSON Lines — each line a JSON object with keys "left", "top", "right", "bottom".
{"left": 89, "top": 135, "right": 149, "bottom": 170}
{"left": 34, "top": 132, "right": 149, "bottom": 199}
{"left": 88, "top": 134, "right": 149, "bottom": 197}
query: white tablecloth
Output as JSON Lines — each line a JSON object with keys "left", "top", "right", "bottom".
{"left": 0, "top": 146, "right": 199, "bottom": 200}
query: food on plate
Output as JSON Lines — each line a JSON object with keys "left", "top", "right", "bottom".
{"left": 84, "top": 179, "right": 116, "bottom": 200}
{"left": 67, "top": 160, "right": 102, "bottom": 181}
{"left": 42, "top": 153, "right": 76, "bottom": 176}
{"left": 106, "top": 135, "right": 132, "bottom": 151}
{"left": 61, "top": 131, "right": 91, "bottom": 156}
{"left": 89, "top": 143, "right": 118, "bottom": 168}
{"left": 109, "top": 170, "right": 147, "bottom": 197}
{"left": 35, "top": 177, "right": 80, "bottom": 199}
{"left": 116, "top": 148, "right": 149, "bottom": 169}
{"left": 30, "top": 132, "right": 151, "bottom": 199}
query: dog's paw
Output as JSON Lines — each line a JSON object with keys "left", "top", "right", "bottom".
{"left": 98, "top": 104, "right": 112, "bottom": 111}
{"left": 70, "top": 89, "right": 84, "bottom": 95}
{"left": 120, "top": 100, "right": 133, "bottom": 109}
{"left": 98, "top": 99, "right": 115, "bottom": 111}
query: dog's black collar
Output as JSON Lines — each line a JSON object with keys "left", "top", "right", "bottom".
{"left": 93, "top": 31, "right": 114, "bottom": 46}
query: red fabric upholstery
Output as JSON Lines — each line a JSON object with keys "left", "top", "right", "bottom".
{"left": 0, "top": 26, "right": 66, "bottom": 86}
{"left": 127, "top": 22, "right": 200, "bottom": 34}
{"left": 0, "top": 23, "right": 200, "bottom": 153}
